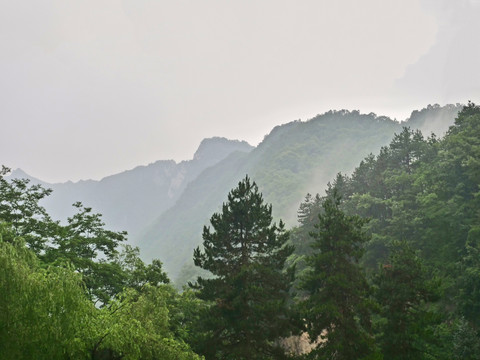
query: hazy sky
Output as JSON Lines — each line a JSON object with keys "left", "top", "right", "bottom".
{"left": 1, "top": 0, "right": 479, "bottom": 182}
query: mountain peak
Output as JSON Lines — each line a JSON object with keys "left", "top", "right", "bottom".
{"left": 6, "top": 168, "right": 45, "bottom": 185}
{"left": 193, "top": 137, "right": 253, "bottom": 162}
{"left": 10, "top": 168, "right": 29, "bottom": 178}
{"left": 9, "top": 168, "right": 39, "bottom": 180}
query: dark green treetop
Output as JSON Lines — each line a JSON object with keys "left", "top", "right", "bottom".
{"left": 299, "top": 190, "right": 375, "bottom": 360}
{"left": 191, "top": 176, "right": 297, "bottom": 359}
{"left": 374, "top": 241, "right": 440, "bottom": 359}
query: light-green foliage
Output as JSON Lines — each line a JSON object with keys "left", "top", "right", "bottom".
{"left": 0, "top": 166, "right": 54, "bottom": 253}
{"left": 83, "top": 286, "right": 202, "bottom": 360}
{"left": 0, "top": 168, "right": 203, "bottom": 359}
{"left": 44, "top": 201, "right": 128, "bottom": 305}
{"left": 0, "top": 224, "right": 94, "bottom": 359}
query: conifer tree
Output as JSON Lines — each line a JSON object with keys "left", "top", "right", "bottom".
{"left": 191, "top": 176, "right": 296, "bottom": 360}
{"left": 299, "top": 190, "right": 374, "bottom": 359}
{"left": 374, "top": 241, "right": 439, "bottom": 359}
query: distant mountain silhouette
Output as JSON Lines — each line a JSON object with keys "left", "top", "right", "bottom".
{"left": 9, "top": 137, "right": 253, "bottom": 242}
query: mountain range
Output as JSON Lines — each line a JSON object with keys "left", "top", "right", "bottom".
{"left": 9, "top": 103, "right": 462, "bottom": 281}
{"left": 9, "top": 137, "right": 253, "bottom": 242}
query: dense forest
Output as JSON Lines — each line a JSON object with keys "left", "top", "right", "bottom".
{"left": 1, "top": 102, "right": 480, "bottom": 359}
{"left": 140, "top": 104, "right": 461, "bottom": 281}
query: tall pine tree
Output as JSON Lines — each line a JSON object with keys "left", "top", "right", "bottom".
{"left": 374, "top": 241, "right": 440, "bottom": 359}
{"left": 191, "top": 176, "right": 297, "bottom": 360}
{"left": 299, "top": 190, "right": 374, "bottom": 359}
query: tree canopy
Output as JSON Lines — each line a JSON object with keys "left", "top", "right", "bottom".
{"left": 290, "top": 102, "right": 480, "bottom": 359}
{"left": 0, "top": 168, "right": 201, "bottom": 359}
{"left": 299, "top": 191, "right": 375, "bottom": 359}
{"left": 192, "top": 176, "right": 297, "bottom": 359}
{"left": 1, "top": 102, "right": 479, "bottom": 359}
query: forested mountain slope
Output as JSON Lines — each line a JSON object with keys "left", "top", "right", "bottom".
{"left": 7, "top": 104, "right": 461, "bottom": 279}
{"left": 1, "top": 103, "right": 478, "bottom": 359}
{"left": 289, "top": 102, "right": 480, "bottom": 358}
{"left": 139, "top": 104, "right": 461, "bottom": 280}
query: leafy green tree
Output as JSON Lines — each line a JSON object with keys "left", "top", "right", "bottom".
{"left": 114, "top": 244, "right": 170, "bottom": 291}
{"left": 0, "top": 166, "right": 55, "bottom": 254}
{"left": 0, "top": 224, "right": 94, "bottom": 359}
{"left": 299, "top": 190, "right": 374, "bottom": 359}
{"left": 0, "top": 168, "right": 203, "bottom": 359}
{"left": 0, "top": 224, "right": 201, "bottom": 360}
{"left": 44, "top": 202, "right": 128, "bottom": 304}
{"left": 191, "top": 176, "right": 297, "bottom": 359}
{"left": 83, "top": 285, "right": 202, "bottom": 360}
{"left": 374, "top": 241, "right": 440, "bottom": 359}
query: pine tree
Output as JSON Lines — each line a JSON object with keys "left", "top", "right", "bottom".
{"left": 191, "top": 176, "right": 297, "bottom": 360}
{"left": 374, "top": 241, "right": 440, "bottom": 359}
{"left": 299, "top": 190, "right": 374, "bottom": 359}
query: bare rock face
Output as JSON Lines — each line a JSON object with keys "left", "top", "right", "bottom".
{"left": 193, "top": 137, "right": 253, "bottom": 163}
{"left": 280, "top": 331, "right": 325, "bottom": 356}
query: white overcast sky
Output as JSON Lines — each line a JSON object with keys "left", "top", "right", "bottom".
{"left": 1, "top": 0, "right": 479, "bottom": 182}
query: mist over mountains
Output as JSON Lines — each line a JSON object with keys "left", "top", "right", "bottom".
{"left": 9, "top": 104, "right": 462, "bottom": 280}
{"left": 10, "top": 138, "right": 252, "bottom": 242}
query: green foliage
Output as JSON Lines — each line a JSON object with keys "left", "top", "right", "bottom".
{"left": 373, "top": 241, "right": 440, "bottom": 359}
{"left": 316, "top": 108, "right": 480, "bottom": 279}
{"left": 192, "top": 176, "right": 298, "bottom": 359}
{"left": 250, "top": 110, "right": 401, "bottom": 225}
{"left": 83, "top": 285, "right": 202, "bottom": 360}
{"left": 292, "top": 102, "right": 480, "bottom": 358}
{"left": 114, "top": 244, "right": 170, "bottom": 291}
{"left": 451, "top": 317, "right": 480, "bottom": 360}
{"left": 0, "top": 102, "right": 474, "bottom": 358}
{"left": 0, "top": 234, "right": 201, "bottom": 359}
{"left": 43, "top": 202, "right": 128, "bottom": 304}
{"left": 139, "top": 108, "right": 420, "bottom": 279}
{"left": 0, "top": 166, "right": 202, "bottom": 359}
{"left": 457, "top": 226, "right": 480, "bottom": 329}
{"left": 0, "top": 166, "right": 54, "bottom": 253}
{"left": 1, "top": 167, "right": 139, "bottom": 305}
{"left": 0, "top": 226, "right": 94, "bottom": 359}
{"left": 299, "top": 191, "right": 375, "bottom": 359}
